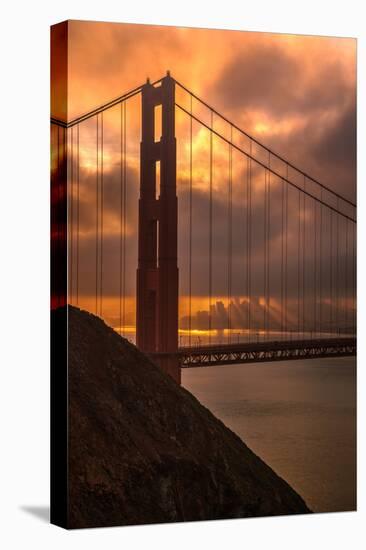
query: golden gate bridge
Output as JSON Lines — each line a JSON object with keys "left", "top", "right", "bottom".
{"left": 51, "top": 73, "right": 356, "bottom": 384}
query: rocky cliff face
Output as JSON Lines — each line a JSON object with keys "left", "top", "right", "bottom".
{"left": 66, "top": 306, "right": 310, "bottom": 528}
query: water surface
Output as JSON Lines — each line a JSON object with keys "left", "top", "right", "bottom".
{"left": 183, "top": 356, "right": 356, "bottom": 513}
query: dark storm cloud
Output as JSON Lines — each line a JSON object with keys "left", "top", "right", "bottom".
{"left": 313, "top": 101, "right": 356, "bottom": 168}
{"left": 305, "top": 100, "right": 356, "bottom": 199}
{"left": 211, "top": 44, "right": 350, "bottom": 118}
{"left": 209, "top": 39, "right": 356, "bottom": 202}
{"left": 211, "top": 44, "right": 301, "bottom": 115}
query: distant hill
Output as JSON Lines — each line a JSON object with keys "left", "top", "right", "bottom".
{"left": 65, "top": 306, "right": 310, "bottom": 528}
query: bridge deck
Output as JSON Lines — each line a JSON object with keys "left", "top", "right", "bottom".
{"left": 149, "top": 338, "right": 356, "bottom": 368}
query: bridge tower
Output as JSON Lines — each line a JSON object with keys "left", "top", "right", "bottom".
{"left": 136, "top": 73, "right": 180, "bottom": 384}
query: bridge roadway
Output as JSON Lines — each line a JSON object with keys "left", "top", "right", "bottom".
{"left": 149, "top": 337, "right": 356, "bottom": 368}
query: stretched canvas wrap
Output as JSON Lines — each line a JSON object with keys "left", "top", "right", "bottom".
{"left": 50, "top": 20, "right": 357, "bottom": 529}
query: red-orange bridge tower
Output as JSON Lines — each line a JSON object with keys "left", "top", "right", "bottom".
{"left": 136, "top": 74, "right": 180, "bottom": 384}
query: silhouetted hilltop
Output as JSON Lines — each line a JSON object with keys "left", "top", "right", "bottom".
{"left": 64, "top": 306, "right": 310, "bottom": 528}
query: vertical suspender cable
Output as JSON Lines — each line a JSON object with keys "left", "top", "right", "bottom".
{"left": 188, "top": 95, "right": 193, "bottom": 347}
{"left": 340, "top": 215, "right": 344, "bottom": 335}
{"left": 303, "top": 178, "right": 306, "bottom": 337}
{"left": 76, "top": 124, "right": 80, "bottom": 306}
{"left": 345, "top": 219, "right": 348, "bottom": 334}
{"left": 353, "top": 222, "right": 356, "bottom": 335}
{"left": 228, "top": 126, "right": 233, "bottom": 344}
{"left": 208, "top": 110, "right": 213, "bottom": 345}
{"left": 267, "top": 155, "right": 271, "bottom": 342}
{"left": 70, "top": 126, "right": 74, "bottom": 304}
{"left": 263, "top": 167, "right": 267, "bottom": 341}
{"left": 119, "top": 102, "right": 123, "bottom": 336}
{"left": 330, "top": 210, "right": 333, "bottom": 335}
{"left": 63, "top": 128, "right": 67, "bottom": 306}
{"left": 281, "top": 178, "right": 284, "bottom": 340}
{"left": 336, "top": 200, "right": 339, "bottom": 335}
{"left": 320, "top": 192, "right": 323, "bottom": 338}
{"left": 248, "top": 144, "right": 252, "bottom": 342}
{"left": 314, "top": 199, "right": 317, "bottom": 338}
{"left": 95, "top": 115, "right": 99, "bottom": 315}
{"left": 100, "top": 112, "right": 104, "bottom": 317}
{"left": 57, "top": 126, "right": 60, "bottom": 308}
{"left": 118, "top": 100, "right": 127, "bottom": 337}
{"left": 344, "top": 218, "right": 347, "bottom": 335}
{"left": 285, "top": 168, "right": 288, "bottom": 338}
{"left": 123, "top": 101, "right": 127, "bottom": 337}
{"left": 246, "top": 155, "right": 250, "bottom": 342}
{"left": 298, "top": 188, "right": 301, "bottom": 339}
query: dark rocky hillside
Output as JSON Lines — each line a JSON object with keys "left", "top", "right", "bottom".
{"left": 66, "top": 306, "right": 311, "bottom": 528}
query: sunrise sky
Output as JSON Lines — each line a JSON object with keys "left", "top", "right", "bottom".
{"left": 51, "top": 21, "right": 356, "bottom": 338}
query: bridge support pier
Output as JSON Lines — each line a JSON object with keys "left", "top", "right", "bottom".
{"left": 136, "top": 73, "right": 180, "bottom": 384}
